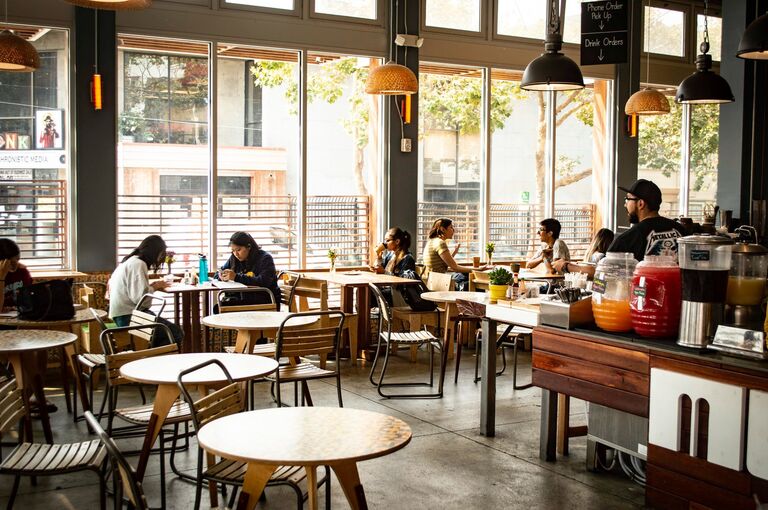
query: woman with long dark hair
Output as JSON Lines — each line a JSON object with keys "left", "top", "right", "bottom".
{"left": 217, "top": 231, "right": 280, "bottom": 308}
{"left": 108, "top": 235, "right": 170, "bottom": 326}
{"left": 373, "top": 227, "right": 418, "bottom": 279}
{"left": 0, "top": 238, "right": 32, "bottom": 312}
{"left": 422, "top": 218, "right": 484, "bottom": 290}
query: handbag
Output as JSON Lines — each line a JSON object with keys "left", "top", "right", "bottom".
{"left": 399, "top": 281, "right": 437, "bottom": 312}
{"left": 16, "top": 279, "right": 75, "bottom": 321}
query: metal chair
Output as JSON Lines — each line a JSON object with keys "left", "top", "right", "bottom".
{"left": 0, "top": 380, "right": 108, "bottom": 510}
{"left": 473, "top": 325, "right": 533, "bottom": 390}
{"left": 268, "top": 310, "right": 345, "bottom": 407}
{"left": 84, "top": 411, "right": 149, "bottom": 510}
{"left": 368, "top": 283, "right": 447, "bottom": 399}
{"left": 177, "top": 359, "right": 331, "bottom": 510}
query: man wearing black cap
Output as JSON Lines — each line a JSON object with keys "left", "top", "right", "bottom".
{"left": 608, "top": 179, "right": 687, "bottom": 262}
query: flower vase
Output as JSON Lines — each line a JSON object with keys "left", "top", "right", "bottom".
{"left": 486, "top": 253, "right": 493, "bottom": 266}
{"left": 329, "top": 259, "right": 336, "bottom": 272}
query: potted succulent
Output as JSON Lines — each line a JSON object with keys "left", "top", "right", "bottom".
{"left": 485, "top": 242, "right": 495, "bottom": 265}
{"left": 327, "top": 248, "right": 337, "bottom": 272}
{"left": 487, "top": 266, "right": 512, "bottom": 301}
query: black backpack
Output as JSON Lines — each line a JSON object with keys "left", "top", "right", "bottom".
{"left": 17, "top": 279, "right": 75, "bottom": 321}
{"left": 399, "top": 280, "right": 438, "bottom": 312}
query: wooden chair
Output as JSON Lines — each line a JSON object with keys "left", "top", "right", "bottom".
{"left": 84, "top": 411, "right": 149, "bottom": 510}
{"left": 177, "top": 359, "right": 331, "bottom": 510}
{"left": 278, "top": 270, "right": 302, "bottom": 312}
{"left": 268, "top": 311, "right": 345, "bottom": 407}
{"left": 0, "top": 380, "right": 108, "bottom": 510}
{"left": 369, "top": 284, "right": 446, "bottom": 399}
{"left": 469, "top": 270, "right": 489, "bottom": 292}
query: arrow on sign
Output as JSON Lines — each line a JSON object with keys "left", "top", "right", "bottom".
{"left": 599, "top": 20, "right": 605, "bottom": 30}
{"left": 598, "top": 49, "right": 605, "bottom": 62}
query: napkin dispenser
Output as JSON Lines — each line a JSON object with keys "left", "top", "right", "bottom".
{"left": 540, "top": 294, "right": 594, "bottom": 330}
{"left": 707, "top": 325, "right": 767, "bottom": 360}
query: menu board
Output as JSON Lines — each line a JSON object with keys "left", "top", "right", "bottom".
{"left": 581, "top": 0, "right": 628, "bottom": 66}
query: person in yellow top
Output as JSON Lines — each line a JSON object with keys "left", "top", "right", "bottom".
{"left": 422, "top": 218, "right": 486, "bottom": 291}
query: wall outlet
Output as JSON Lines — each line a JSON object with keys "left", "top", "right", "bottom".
{"left": 400, "top": 138, "right": 412, "bottom": 153}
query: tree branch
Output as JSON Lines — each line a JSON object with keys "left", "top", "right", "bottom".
{"left": 555, "top": 168, "right": 592, "bottom": 188}
{"left": 554, "top": 91, "right": 584, "bottom": 116}
{"left": 556, "top": 105, "right": 584, "bottom": 127}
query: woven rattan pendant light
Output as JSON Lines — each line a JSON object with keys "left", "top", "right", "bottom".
{"left": 63, "top": 0, "right": 152, "bottom": 10}
{"left": 365, "top": 0, "right": 417, "bottom": 95}
{"left": 0, "top": 0, "right": 39, "bottom": 72}
{"left": 625, "top": 0, "right": 669, "bottom": 115}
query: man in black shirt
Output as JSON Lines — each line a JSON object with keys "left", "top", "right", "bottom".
{"left": 608, "top": 179, "right": 687, "bottom": 262}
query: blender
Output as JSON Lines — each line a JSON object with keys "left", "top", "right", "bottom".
{"left": 725, "top": 226, "right": 768, "bottom": 328}
{"left": 677, "top": 235, "right": 734, "bottom": 348}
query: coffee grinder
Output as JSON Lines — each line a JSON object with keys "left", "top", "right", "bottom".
{"left": 725, "top": 226, "right": 768, "bottom": 329}
{"left": 677, "top": 235, "right": 734, "bottom": 348}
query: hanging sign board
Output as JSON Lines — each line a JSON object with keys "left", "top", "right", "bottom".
{"left": 581, "top": 0, "right": 628, "bottom": 66}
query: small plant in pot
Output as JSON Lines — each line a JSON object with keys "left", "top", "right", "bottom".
{"left": 487, "top": 267, "right": 512, "bottom": 301}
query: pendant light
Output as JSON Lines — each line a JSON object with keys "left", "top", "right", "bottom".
{"left": 737, "top": 12, "right": 768, "bottom": 60}
{"left": 676, "top": 0, "right": 733, "bottom": 104}
{"left": 365, "top": 0, "right": 417, "bottom": 95}
{"left": 521, "top": 0, "right": 584, "bottom": 91}
{"left": 0, "top": 0, "right": 39, "bottom": 72}
{"left": 625, "top": 0, "right": 669, "bottom": 115}
{"left": 63, "top": 0, "right": 152, "bottom": 10}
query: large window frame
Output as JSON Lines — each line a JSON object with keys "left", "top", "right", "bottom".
{"left": 642, "top": 0, "right": 690, "bottom": 62}
{"left": 420, "top": 0, "right": 488, "bottom": 38}
{"left": 309, "top": 0, "right": 385, "bottom": 25}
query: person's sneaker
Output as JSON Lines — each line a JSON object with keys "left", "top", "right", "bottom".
{"left": 29, "top": 395, "right": 58, "bottom": 413}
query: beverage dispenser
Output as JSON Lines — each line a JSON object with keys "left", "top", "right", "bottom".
{"left": 725, "top": 226, "right": 768, "bottom": 328}
{"left": 677, "top": 235, "right": 734, "bottom": 348}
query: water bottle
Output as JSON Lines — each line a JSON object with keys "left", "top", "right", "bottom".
{"left": 198, "top": 254, "right": 209, "bottom": 283}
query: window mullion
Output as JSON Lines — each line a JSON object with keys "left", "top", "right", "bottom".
{"left": 544, "top": 90, "right": 556, "bottom": 218}
{"left": 481, "top": 66, "right": 490, "bottom": 258}
{"left": 209, "top": 42, "right": 218, "bottom": 266}
{"left": 298, "top": 50, "right": 308, "bottom": 269}
{"left": 679, "top": 103, "right": 692, "bottom": 217}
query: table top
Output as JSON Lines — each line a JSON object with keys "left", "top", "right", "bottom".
{"left": 421, "top": 291, "right": 489, "bottom": 304}
{"left": 0, "top": 308, "right": 107, "bottom": 327}
{"left": 302, "top": 271, "right": 420, "bottom": 287}
{"left": 201, "top": 311, "right": 318, "bottom": 331}
{"left": 519, "top": 270, "right": 564, "bottom": 280}
{"left": 198, "top": 407, "right": 412, "bottom": 465}
{"left": 0, "top": 329, "right": 78, "bottom": 352}
{"left": 163, "top": 283, "right": 231, "bottom": 294}
{"left": 120, "top": 352, "right": 278, "bottom": 385}
{"left": 30, "top": 270, "right": 87, "bottom": 281}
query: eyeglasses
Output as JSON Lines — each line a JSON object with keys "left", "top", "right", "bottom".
{"left": 624, "top": 196, "right": 640, "bottom": 203}
{"left": 537, "top": 227, "right": 547, "bottom": 232}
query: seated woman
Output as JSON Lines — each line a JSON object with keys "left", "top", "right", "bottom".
{"left": 422, "top": 218, "right": 485, "bottom": 291}
{"left": 553, "top": 228, "right": 614, "bottom": 276}
{"left": 0, "top": 238, "right": 32, "bottom": 312}
{"left": 526, "top": 218, "right": 570, "bottom": 275}
{"left": 373, "top": 227, "right": 418, "bottom": 279}
{"left": 109, "top": 235, "right": 170, "bottom": 327}
{"left": 217, "top": 231, "right": 281, "bottom": 309}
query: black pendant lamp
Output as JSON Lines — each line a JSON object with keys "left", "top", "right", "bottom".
{"left": 737, "top": 12, "right": 768, "bottom": 60}
{"left": 521, "top": 0, "right": 584, "bottom": 91}
{"left": 676, "top": 0, "right": 733, "bottom": 104}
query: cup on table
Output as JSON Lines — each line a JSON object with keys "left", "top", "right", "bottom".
{"left": 511, "top": 263, "right": 521, "bottom": 273}
{"left": 472, "top": 256, "right": 480, "bottom": 268}
{"left": 163, "top": 274, "right": 175, "bottom": 284}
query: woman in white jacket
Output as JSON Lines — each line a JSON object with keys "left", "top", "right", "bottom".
{"left": 109, "top": 235, "right": 170, "bottom": 327}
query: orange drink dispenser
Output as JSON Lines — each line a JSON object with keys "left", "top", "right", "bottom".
{"left": 725, "top": 226, "right": 768, "bottom": 328}
{"left": 591, "top": 252, "right": 638, "bottom": 333}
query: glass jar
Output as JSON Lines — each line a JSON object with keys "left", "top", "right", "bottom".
{"left": 630, "top": 256, "right": 682, "bottom": 338}
{"left": 591, "top": 252, "right": 638, "bottom": 332}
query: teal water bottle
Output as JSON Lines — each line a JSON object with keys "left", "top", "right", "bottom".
{"left": 198, "top": 254, "right": 209, "bottom": 283}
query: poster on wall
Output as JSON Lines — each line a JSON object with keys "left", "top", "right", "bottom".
{"left": 35, "top": 110, "right": 64, "bottom": 150}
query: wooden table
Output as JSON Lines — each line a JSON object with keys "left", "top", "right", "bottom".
{"left": 479, "top": 301, "right": 540, "bottom": 437}
{"left": 164, "top": 283, "right": 238, "bottom": 352}
{"left": 0, "top": 330, "right": 77, "bottom": 443}
{"left": 197, "top": 407, "right": 412, "bottom": 510}
{"left": 120, "top": 352, "right": 278, "bottom": 480}
{"left": 202, "top": 311, "right": 318, "bottom": 353}
{"left": 420, "top": 291, "right": 488, "bottom": 360}
{"left": 302, "top": 272, "right": 421, "bottom": 360}
{"left": 29, "top": 269, "right": 87, "bottom": 281}
{"left": 0, "top": 308, "right": 108, "bottom": 423}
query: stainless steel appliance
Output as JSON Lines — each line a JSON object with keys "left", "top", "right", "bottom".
{"left": 677, "top": 235, "right": 734, "bottom": 348}
{"left": 725, "top": 226, "right": 768, "bottom": 329}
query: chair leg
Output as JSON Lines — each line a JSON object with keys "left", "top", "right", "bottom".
{"left": 301, "top": 381, "right": 314, "bottom": 407}
{"left": 336, "top": 374, "right": 343, "bottom": 407}
{"left": 367, "top": 338, "right": 384, "bottom": 387}
{"left": 473, "top": 339, "right": 481, "bottom": 383}
{"left": 6, "top": 475, "right": 21, "bottom": 510}
{"left": 97, "top": 467, "right": 107, "bottom": 510}
{"left": 454, "top": 319, "right": 463, "bottom": 384}
{"left": 193, "top": 450, "right": 204, "bottom": 510}
{"left": 59, "top": 347, "right": 72, "bottom": 413}
{"left": 428, "top": 343, "right": 434, "bottom": 387}
{"left": 513, "top": 336, "right": 533, "bottom": 390}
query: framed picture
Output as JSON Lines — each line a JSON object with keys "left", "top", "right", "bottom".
{"left": 35, "top": 110, "right": 64, "bottom": 150}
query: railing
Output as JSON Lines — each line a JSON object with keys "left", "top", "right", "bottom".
{"left": 0, "top": 180, "right": 68, "bottom": 269}
{"left": 117, "top": 194, "right": 370, "bottom": 270}
{"left": 417, "top": 202, "right": 596, "bottom": 260}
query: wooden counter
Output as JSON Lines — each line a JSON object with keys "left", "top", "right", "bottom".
{"left": 531, "top": 325, "right": 768, "bottom": 509}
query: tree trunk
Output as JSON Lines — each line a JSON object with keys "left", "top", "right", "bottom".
{"left": 535, "top": 92, "right": 547, "bottom": 206}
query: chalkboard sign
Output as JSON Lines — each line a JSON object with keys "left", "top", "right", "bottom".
{"left": 581, "top": 0, "right": 628, "bottom": 66}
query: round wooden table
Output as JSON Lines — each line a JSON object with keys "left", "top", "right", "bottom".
{"left": 0, "top": 329, "right": 77, "bottom": 443}
{"left": 120, "top": 352, "right": 279, "bottom": 481}
{"left": 0, "top": 307, "right": 108, "bottom": 328}
{"left": 202, "top": 311, "right": 318, "bottom": 354}
{"left": 197, "top": 407, "right": 412, "bottom": 510}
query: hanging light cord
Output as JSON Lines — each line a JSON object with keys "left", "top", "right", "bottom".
{"left": 94, "top": 12, "right": 99, "bottom": 74}
{"left": 645, "top": 0, "right": 652, "bottom": 88}
{"left": 702, "top": 0, "right": 710, "bottom": 54}
{"left": 391, "top": 0, "right": 405, "bottom": 140}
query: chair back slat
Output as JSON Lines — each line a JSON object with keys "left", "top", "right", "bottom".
{"left": 176, "top": 359, "right": 242, "bottom": 433}
{"left": 127, "top": 310, "right": 160, "bottom": 343}
{"left": 0, "top": 380, "right": 25, "bottom": 434}
{"left": 293, "top": 278, "right": 329, "bottom": 311}
{"left": 427, "top": 272, "right": 454, "bottom": 292}
{"left": 217, "top": 287, "right": 277, "bottom": 313}
{"left": 275, "top": 312, "right": 344, "bottom": 361}
{"left": 135, "top": 293, "right": 166, "bottom": 316}
{"left": 278, "top": 271, "right": 302, "bottom": 312}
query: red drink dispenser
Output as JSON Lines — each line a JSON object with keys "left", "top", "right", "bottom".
{"left": 630, "top": 256, "right": 682, "bottom": 338}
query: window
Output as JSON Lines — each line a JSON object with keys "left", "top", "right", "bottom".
{"left": 314, "top": 0, "right": 376, "bottom": 20}
{"left": 418, "top": 63, "right": 484, "bottom": 258}
{"left": 0, "top": 26, "right": 69, "bottom": 269}
{"left": 223, "top": 0, "right": 294, "bottom": 9}
{"left": 687, "top": 104, "right": 719, "bottom": 221}
{"left": 644, "top": 5, "right": 686, "bottom": 57}
{"left": 306, "top": 53, "right": 383, "bottom": 268}
{"left": 697, "top": 14, "right": 721, "bottom": 62}
{"left": 497, "top": 0, "right": 581, "bottom": 44}
{"left": 425, "top": 0, "right": 481, "bottom": 32}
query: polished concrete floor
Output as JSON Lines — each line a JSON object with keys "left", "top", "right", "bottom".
{"left": 0, "top": 348, "right": 647, "bottom": 509}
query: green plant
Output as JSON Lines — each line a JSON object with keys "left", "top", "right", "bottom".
{"left": 488, "top": 267, "right": 512, "bottom": 286}
{"left": 485, "top": 242, "right": 495, "bottom": 255}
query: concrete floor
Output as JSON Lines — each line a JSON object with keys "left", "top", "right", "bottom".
{"left": 0, "top": 348, "right": 647, "bottom": 509}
